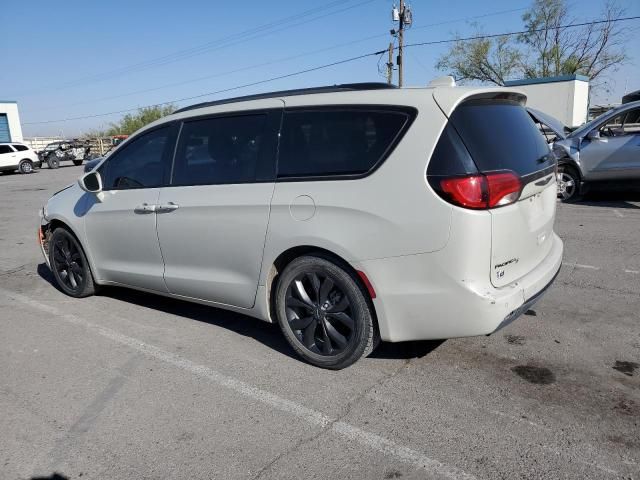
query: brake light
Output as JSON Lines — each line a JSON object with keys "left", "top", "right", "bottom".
{"left": 437, "top": 171, "right": 522, "bottom": 209}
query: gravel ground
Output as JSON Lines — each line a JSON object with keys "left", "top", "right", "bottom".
{"left": 1, "top": 165, "right": 638, "bottom": 480}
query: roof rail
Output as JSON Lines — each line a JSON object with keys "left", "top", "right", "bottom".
{"left": 174, "top": 83, "right": 396, "bottom": 113}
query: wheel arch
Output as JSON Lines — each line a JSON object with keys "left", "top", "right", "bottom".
{"left": 265, "top": 245, "right": 379, "bottom": 329}
{"left": 46, "top": 217, "right": 100, "bottom": 283}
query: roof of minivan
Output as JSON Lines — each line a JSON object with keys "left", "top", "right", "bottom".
{"left": 143, "top": 84, "right": 527, "bottom": 135}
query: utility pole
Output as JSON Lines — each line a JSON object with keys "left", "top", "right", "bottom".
{"left": 390, "top": 2, "right": 411, "bottom": 87}
{"left": 386, "top": 42, "right": 394, "bottom": 85}
{"left": 397, "top": 0, "right": 404, "bottom": 87}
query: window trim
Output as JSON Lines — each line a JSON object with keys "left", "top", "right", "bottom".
{"left": 166, "top": 108, "right": 282, "bottom": 188}
{"left": 99, "top": 122, "right": 178, "bottom": 191}
{"left": 275, "top": 104, "right": 417, "bottom": 182}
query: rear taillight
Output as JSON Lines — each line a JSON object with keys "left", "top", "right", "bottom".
{"left": 436, "top": 171, "right": 522, "bottom": 209}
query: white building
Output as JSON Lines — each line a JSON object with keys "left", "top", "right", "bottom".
{"left": 504, "top": 75, "right": 590, "bottom": 128}
{"left": 0, "top": 101, "right": 24, "bottom": 143}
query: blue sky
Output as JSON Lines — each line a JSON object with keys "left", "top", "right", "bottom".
{"left": 2, "top": 0, "right": 639, "bottom": 137}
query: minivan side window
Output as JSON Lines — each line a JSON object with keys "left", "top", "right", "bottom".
{"left": 12, "top": 144, "right": 29, "bottom": 151}
{"left": 101, "top": 126, "right": 171, "bottom": 190}
{"left": 172, "top": 114, "right": 267, "bottom": 186}
{"left": 277, "top": 109, "right": 410, "bottom": 178}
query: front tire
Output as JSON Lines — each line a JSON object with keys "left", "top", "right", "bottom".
{"left": 557, "top": 164, "right": 582, "bottom": 202}
{"left": 49, "top": 228, "right": 96, "bottom": 298}
{"left": 275, "top": 255, "right": 377, "bottom": 369}
{"left": 47, "top": 154, "right": 60, "bottom": 169}
{"left": 18, "top": 160, "right": 33, "bottom": 174}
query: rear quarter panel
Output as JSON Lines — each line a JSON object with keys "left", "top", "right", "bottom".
{"left": 259, "top": 89, "right": 453, "bottom": 286}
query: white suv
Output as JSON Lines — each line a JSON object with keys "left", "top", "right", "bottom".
{"left": 0, "top": 143, "right": 41, "bottom": 174}
{"left": 39, "top": 83, "right": 563, "bottom": 369}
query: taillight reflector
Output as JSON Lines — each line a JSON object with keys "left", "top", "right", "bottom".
{"left": 438, "top": 171, "right": 522, "bottom": 209}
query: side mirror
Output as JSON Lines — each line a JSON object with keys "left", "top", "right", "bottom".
{"left": 78, "top": 171, "right": 102, "bottom": 193}
{"left": 586, "top": 129, "right": 601, "bottom": 140}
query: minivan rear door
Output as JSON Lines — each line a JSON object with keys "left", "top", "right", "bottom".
{"left": 434, "top": 91, "right": 557, "bottom": 287}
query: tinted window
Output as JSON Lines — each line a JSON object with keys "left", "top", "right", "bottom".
{"left": 102, "top": 127, "right": 170, "bottom": 190}
{"left": 448, "top": 100, "right": 553, "bottom": 176}
{"left": 600, "top": 108, "right": 640, "bottom": 137}
{"left": 278, "top": 109, "right": 409, "bottom": 178}
{"left": 12, "top": 144, "right": 28, "bottom": 151}
{"left": 426, "top": 123, "right": 478, "bottom": 176}
{"left": 0, "top": 145, "right": 13, "bottom": 154}
{"left": 172, "top": 114, "right": 266, "bottom": 185}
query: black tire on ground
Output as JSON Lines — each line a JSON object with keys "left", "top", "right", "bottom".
{"left": 47, "top": 155, "right": 60, "bottom": 169}
{"left": 49, "top": 228, "right": 96, "bottom": 298}
{"left": 73, "top": 160, "right": 83, "bottom": 166}
{"left": 18, "top": 159, "right": 34, "bottom": 174}
{"left": 557, "top": 164, "right": 582, "bottom": 202}
{"left": 275, "top": 255, "right": 378, "bottom": 369}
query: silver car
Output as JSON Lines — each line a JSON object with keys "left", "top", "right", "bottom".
{"left": 553, "top": 100, "right": 640, "bottom": 201}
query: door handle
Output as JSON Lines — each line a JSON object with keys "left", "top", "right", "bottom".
{"left": 156, "top": 202, "right": 179, "bottom": 213}
{"left": 134, "top": 203, "right": 157, "bottom": 214}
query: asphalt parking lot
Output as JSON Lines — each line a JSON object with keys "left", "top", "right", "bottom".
{"left": 1, "top": 165, "right": 639, "bottom": 480}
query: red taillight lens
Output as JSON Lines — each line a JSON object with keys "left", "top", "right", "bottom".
{"left": 485, "top": 172, "right": 522, "bottom": 208}
{"left": 440, "top": 175, "right": 486, "bottom": 209}
{"left": 438, "top": 171, "right": 521, "bottom": 209}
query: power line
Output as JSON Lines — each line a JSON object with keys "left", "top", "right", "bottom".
{"left": 403, "top": 15, "right": 640, "bottom": 49}
{"left": 15, "top": 0, "right": 374, "bottom": 96}
{"left": 23, "top": 15, "right": 640, "bottom": 126}
{"left": 28, "top": 6, "right": 534, "bottom": 113}
{"left": 23, "top": 51, "right": 385, "bottom": 125}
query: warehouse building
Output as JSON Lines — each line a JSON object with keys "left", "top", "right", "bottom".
{"left": 504, "top": 75, "right": 589, "bottom": 128}
{"left": 0, "top": 101, "right": 23, "bottom": 143}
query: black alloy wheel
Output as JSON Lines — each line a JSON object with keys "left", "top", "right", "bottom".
{"left": 276, "top": 256, "right": 377, "bottom": 369}
{"left": 50, "top": 228, "right": 96, "bottom": 298}
{"left": 286, "top": 271, "right": 354, "bottom": 356}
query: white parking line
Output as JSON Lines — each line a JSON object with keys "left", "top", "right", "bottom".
{"left": 624, "top": 269, "right": 639, "bottom": 274}
{"left": 0, "top": 288, "right": 476, "bottom": 480}
{"left": 563, "top": 262, "right": 600, "bottom": 270}
{"left": 612, "top": 209, "right": 624, "bottom": 218}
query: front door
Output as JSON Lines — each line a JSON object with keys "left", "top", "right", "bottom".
{"left": 156, "top": 107, "right": 281, "bottom": 308}
{"left": 84, "top": 125, "right": 175, "bottom": 291}
{"left": 580, "top": 106, "right": 640, "bottom": 181}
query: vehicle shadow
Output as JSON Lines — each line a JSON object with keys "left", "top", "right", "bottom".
{"left": 30, "top": 474, "right": 69, "bottom": 480}
{"left": 577, "top": 186, "right": 640, "bottom": 209}
{"left": 37, "top": 263, "right": 444, "bottom": 363}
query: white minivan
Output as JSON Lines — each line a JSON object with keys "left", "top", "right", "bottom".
{"left": 0, "top": 143, "right": 41, "bottom": 174}
{"left": 39, "top": 82, "right": 563, "bottom": 369}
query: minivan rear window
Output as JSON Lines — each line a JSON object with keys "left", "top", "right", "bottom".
{"left": 448, "top": 100, "right": 554, "bottom": 176}
{"left": 278, "top": 109, "right": 411, "bottom": 178}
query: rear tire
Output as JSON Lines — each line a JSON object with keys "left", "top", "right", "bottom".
{"left": 49, "top": 228, "right": 96, "bottom": 298}
{"left": 73, "top": 160, "right": 83, "bottom": 166}
{"left": 557, "top": 164, "right": 582, "bottom": 202}
{"left": 18, "top": 160, "right": 33, "bottom": 174}
{"left": 275, "top": 255, "right": 377, "bottom": 369}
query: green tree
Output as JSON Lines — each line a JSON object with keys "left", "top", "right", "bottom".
{"left": 436, "top": 0, "right": 628, "bottom": 86}
{"left": 105, "top": 104, "right": 176, "bottom": 136}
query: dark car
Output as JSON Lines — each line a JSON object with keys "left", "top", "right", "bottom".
{"left": 38, "top": 140, "right": 92, "bottom": 169}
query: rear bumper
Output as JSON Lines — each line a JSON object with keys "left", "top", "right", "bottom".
{"left": 357, "top": 233, "right": 563, "bottom": 342}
